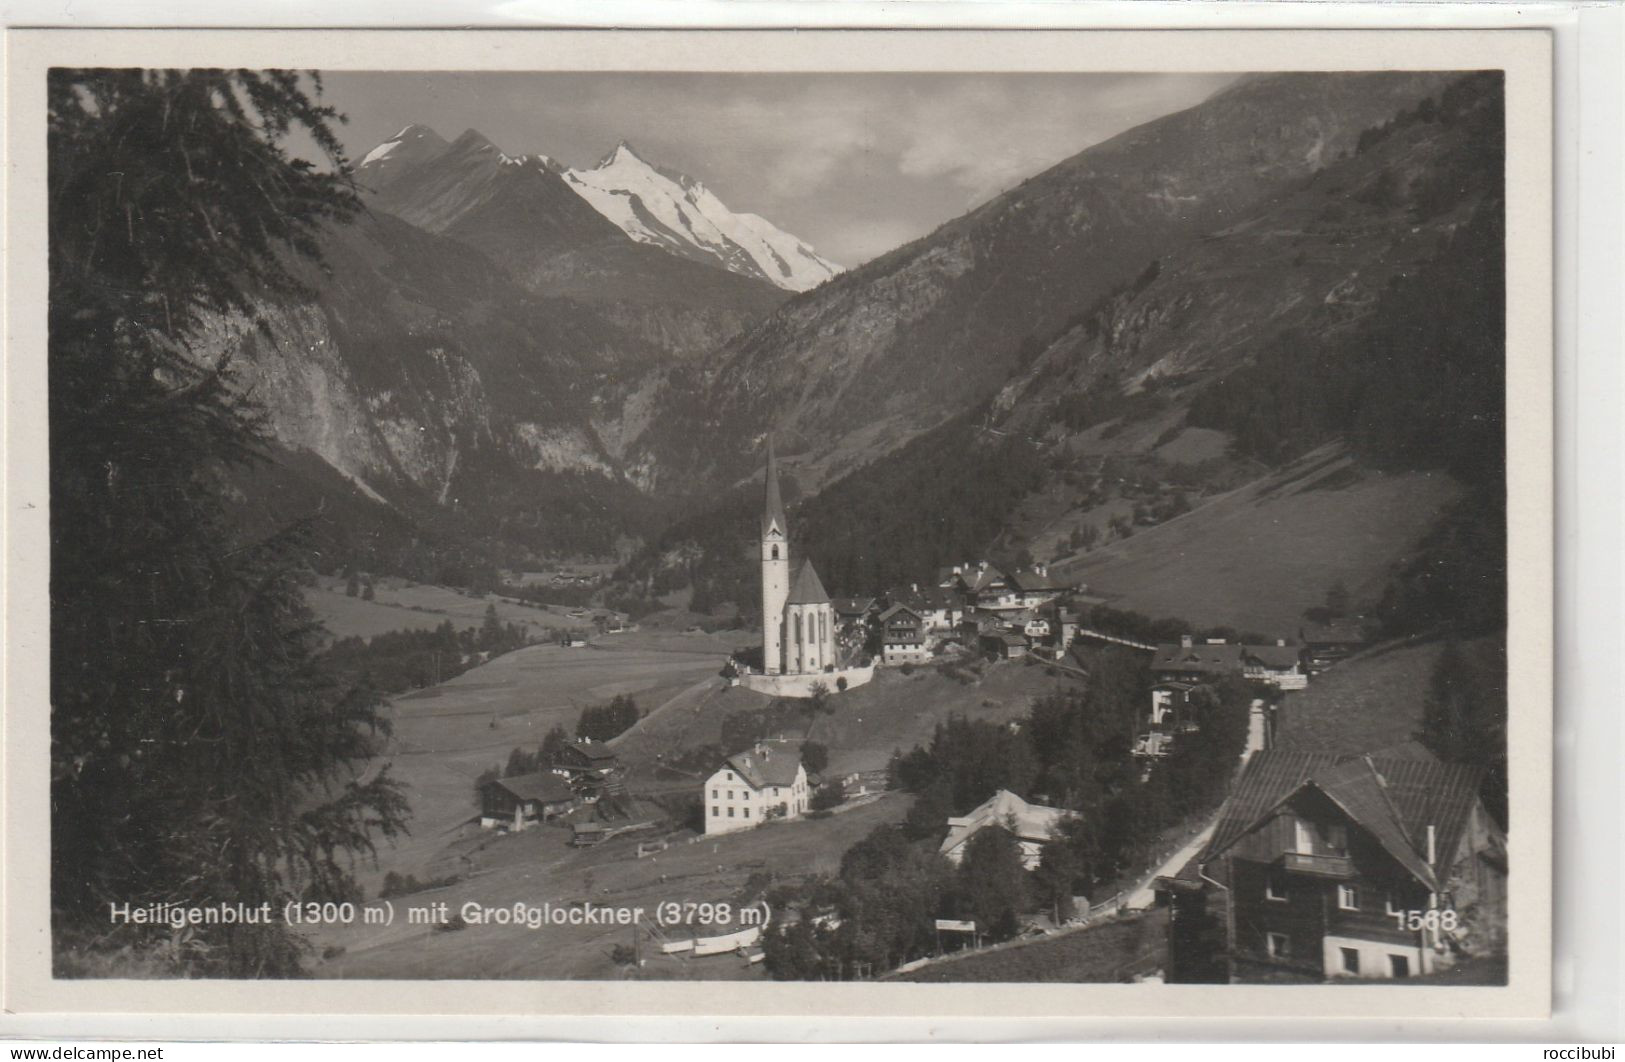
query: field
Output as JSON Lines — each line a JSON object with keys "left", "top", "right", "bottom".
{"left": 307, "top": 575, "right": 607, "bottom": 642}
{"left": 889, "top": 908, "right": 1168, "bottom": 983}
{"left": 308, "top": 790, "right": 910, "bottom": 980}
{"left": 1062, "top": 446, "right": 1464, "bottom": 636}
{"left": 349, "top": 628, "right": 739, "bottom": 893}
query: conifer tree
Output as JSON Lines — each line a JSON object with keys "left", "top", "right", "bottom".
{"left": 49, "top": 69, "right": 407, "bottom": 976}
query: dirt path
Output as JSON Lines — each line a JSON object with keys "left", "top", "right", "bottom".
{"left": 1125, "top": 820, "right": 1215, "bottom": 910}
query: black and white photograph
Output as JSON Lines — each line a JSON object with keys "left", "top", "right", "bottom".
{"left": 9, "top": 27, "right": 1557, "bottom": 1019}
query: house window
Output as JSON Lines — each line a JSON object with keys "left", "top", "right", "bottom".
{"left": 1265, "top": 868, "right": 1289, "bottom": 902}
{"left": 712, "top": 807, "right": 718, "bottom": 817}
{"left": 742, "top": 790, "right": 749, "bottom": 800}
{"left": 727, "top": 790, "right": 733, "bottom": 800}
{"left": 711, "top": 789, "right": 717, "bottom": 799}
{"left": 743, "top": 807, "right": 750, "bottom": 819}
{"left": 1340, "top": 948, "right": 1361, "bottom": 975}
{"left": 728, "top": 807, "right": 734, "bottom": 818}
{"left": 726, "top": 772, "right": 734, "bottom": 782}
{"left": 1266, "top": 932, "right": 1291, "bottom": 959}
{"left": 773, "top": 788, "right": 780, "bottom": 797}
{"left": 1294, "top": 818, "right": 1315, "bottom": 855}
{"left": 1337, "top": 885, "right": 1360, "bottom": 911}
{"left": 1389, "top": 955, "right": 1410, "bottom": 978}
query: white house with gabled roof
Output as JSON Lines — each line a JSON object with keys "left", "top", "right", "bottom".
{"left": 703, "top": 743, "right": 809, "bottom": 836}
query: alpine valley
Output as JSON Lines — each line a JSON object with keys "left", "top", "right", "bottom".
{"left": 209, "top": 71, "right": 1505, "bottom": 636}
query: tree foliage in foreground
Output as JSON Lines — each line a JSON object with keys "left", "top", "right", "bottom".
{"left": 49, "top": 69, "right": 408, "bottom": 976}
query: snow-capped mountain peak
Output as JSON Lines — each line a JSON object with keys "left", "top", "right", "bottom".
{"left": 564, "top": 143, "right": 841, "bottom": 292}
{"left": 356, "top": 123, "right": 451, "bottom": 188}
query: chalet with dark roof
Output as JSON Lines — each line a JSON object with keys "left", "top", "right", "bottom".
{"left": 1299, "top": 618, "right": 1370, "bottom": 674}
{"left": 479, "top": 772, "right": 577, "bottom": 831}
{"left": 555, "top": 740, "right": 620, "bottom": 775}
{"left": 1151, "top": 636, "right": 1245, "bottom": 684}
{"left": 886, "top": 584, "right": 963, "bottom": 631}
{"left": 878, "top": 603, "right": 929, "bottom": 666}
{"left": 832, "top": 596, "right": 877, "bottom": 628}
{"left": 1241, "top": 642, "right": 1309, "bottom": 690}
{"left": 1159, "top": 749, "right": 1506, "bottom": 982}
{"left": 1007, "top": 564, "right": 1072, "bottom": 607}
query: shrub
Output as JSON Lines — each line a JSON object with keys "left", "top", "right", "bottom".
{"left": 810, "top": 784, "right": 846, "bottom": 812}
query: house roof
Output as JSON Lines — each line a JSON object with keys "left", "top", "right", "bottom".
{"left": 878, "top": 603, "right": 923, "bottom": 624}
{"left": 1009, "top": 566, "right": 1067, "bottom": 592}
{"left": 987, "top": 631, "right": 1028, "bottom": 647}
{"left": 900, "top": 586, "right": 959, "bottom": 610}
{"left": 961, "top": 565, "right": 1009, "bottom": 592}
{"left": 723, "top": 747, "right": 803, "bottom": 790}
{"left": 565, "top": 741, "right": 618, "bottom": 762}
{"left": 1300, "top": 618, "right": 1369, "bottom": 645}
{"left": 761, "top": 437, "right": 788, "bottom": 539}
{"left": 486, "top": 771, "right": 575, "bottom": 805}
{"left": 833, "top": 596, "right": 875, "bottom": 615}
{"left": 1201, "top": 749, "right": 1487, "bottom": 890}
{"left": 1242, "top": 644, "right": 1302, "bottom": 669}
{"left": 786, "top": 559, "right": 831, "bottom": 605}
{"left": 1152, "top": 642, "right": 1244, "bottom": 673}
{"left": 939, "top": 789, "right": 1069, "bottom": 855}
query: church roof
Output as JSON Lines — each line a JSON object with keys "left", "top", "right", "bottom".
{"left": 761, "top": 437, "right": 788, "bottom": 538}
{"left": 786, "top": 559, "right": 831, "bottom": 605}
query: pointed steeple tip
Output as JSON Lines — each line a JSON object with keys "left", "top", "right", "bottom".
{"left": 761, "top": 436, "right": 788, "bottom": 540}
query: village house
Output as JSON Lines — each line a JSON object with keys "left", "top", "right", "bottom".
{"left": 957, "top": 608, "right": 1000, "bottom": 641}
{"left": 887, "top": 584, "right": 963, "bottom": 632}
{"left": 1299, "top": 618, "right": 1371, "bottom": 674}
{"left": 703, "top": 744, "right": 809, "bottom": 836}
{"left": 937, "top": 560, "right": 1025, "bottom": 613}
{"left": 1242, "top": 642, "right": 1310, "bottom": 690}
{"left": 1007, "top": 564, "right": 1071, "bottom": 608}
{"left": 832, "top": 596, "right": 877, "bottom": 631}
{"left": 980, "top": 630, "right": 1030, "bottom": 660}
{"left": 1050, "top": 607, "right": 1079, "bottom": 652}
{"left": 479, "top": 772, "right": 576, "bottom": 832}
{"left": 939, "top": 789, "right": 1071, "bottom": 870}
{"left": 1151, "top": 635, "right": 1245, "bottom": 685}
{"left": 1149, "top": 681, "right": 1199, "bottom": 731}
{"left": 554, "top": 739, "right": 620, "bottom": 776}
{"left": 878, "top": 603, "right": 930, "bottom": 666}
{"left": 1159, "top": 749, "right": 1507, "bottom": 982}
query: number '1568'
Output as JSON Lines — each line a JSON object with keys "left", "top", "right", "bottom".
{"left": 1392, "top": 908, "right": 1458, "bottom": 932}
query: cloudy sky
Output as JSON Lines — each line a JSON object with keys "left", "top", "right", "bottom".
{"left": 318, "top": 71, "right": 1237, "bottom": 267}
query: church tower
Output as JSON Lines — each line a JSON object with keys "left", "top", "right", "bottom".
{"left": 760, "top": 439, "right": 790, "bottom": 675}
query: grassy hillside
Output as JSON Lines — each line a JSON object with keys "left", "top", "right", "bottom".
{"left": 1060, "top": 446, "right": 1464, "bottom": 635}
{"left": 346, "top": 631, "right": 735, "bottom": 891}
{"left": 1273, "top": 634, "right": 1502, "bottom": 758}
{"left": 614, "top": 656, "right": 1087, "bottom": 779}
{"left": 309, "top": 791, "right": 910, "bottom": 979}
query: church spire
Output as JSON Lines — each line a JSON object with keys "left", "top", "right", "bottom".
{"left": 762, "top": 436, "right": 788, "bottom": 538}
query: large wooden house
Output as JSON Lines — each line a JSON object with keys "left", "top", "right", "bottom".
{"left": 878, "top": 603, "right": 929, "bottom": 666}
{"left": 1159, "top": 749, "right": 1507, "bottom": 982}
{"left": 479, "top": 772, "right": 576, "bottom": 832}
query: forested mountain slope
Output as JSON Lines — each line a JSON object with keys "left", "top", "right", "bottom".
{"left": 637, "top": 71, "right": 1458, "bottom": 497}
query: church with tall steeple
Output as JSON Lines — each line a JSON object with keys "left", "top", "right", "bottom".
{"left": 759, "top": 440, "right": 835, "bottom": 676}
